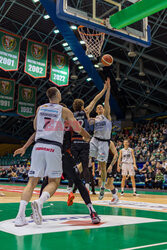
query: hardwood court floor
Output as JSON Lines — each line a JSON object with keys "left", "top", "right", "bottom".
{"left": 0, "top": 183, "right": 167, "bottom": 250}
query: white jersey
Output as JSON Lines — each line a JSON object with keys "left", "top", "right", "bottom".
{"left": 93, "top": 115, "right": 112, "bottom": 140}
{"left": 121, "top": 148, "right": 133, "bottom": 164}
{"left": 35, "top": 103, "right": 64, "bottom": 144}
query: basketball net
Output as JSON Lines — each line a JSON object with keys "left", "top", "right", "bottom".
{"left": 78, "top": 25, "right": 105, "bottom": 59}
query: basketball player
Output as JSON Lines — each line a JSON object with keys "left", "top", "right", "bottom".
{"left": 106, "top": 140, "right": 119, "bottom": 204}
{"left": 117, "top": 139, "right": 138, "bottom": 196}
{"left": 14, "top": 102, "right": 100, "bottom": 225}
{"left": 89, "top": 77, "right": 112, "bottom": 200}
{"left": 68, "top": 82, "right": 108, "bottom": 200}
{"left": 14, "top": 87, "right": 91, "bottom": 227}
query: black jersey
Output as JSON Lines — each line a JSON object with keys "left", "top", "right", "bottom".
{"left": 72, "top": 110, "right": 89, "bottom": 141}
{"left": 62, "top": 121, "right": 73, "bottom": 153}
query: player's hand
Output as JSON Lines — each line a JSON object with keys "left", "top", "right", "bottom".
{"left": 134, "top": 165, "right": 138, "bottom": 171}
{"left": 13, "top": 147, "right": 26, "bottom": 157}
{"left": 83, "top": 135, "right": 91, "bottom": 143}
{"left": 107, "top": 165, "right": 113, "bottom": 173}
{"left": 117, "top": 166, "right": 120, "bottom": 172}
{"left": 106, "top": 77, "right": 111, "bottom": 89}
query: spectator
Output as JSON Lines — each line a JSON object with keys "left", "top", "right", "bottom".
{"left": 154, "top": 169, "right": 164, "bottom": 189}
{"left": 145, "top": 166, "right": 155, "bottom": 189}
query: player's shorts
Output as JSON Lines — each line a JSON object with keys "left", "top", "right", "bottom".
{"left": 121, "top": 163, "right": 135, "bottom": 176}
{"left": 28, "top": 143, "right": 63, "bottom": 178}
{"left": 89, "top": 137, "right": 109, "bottom": 162}
{"left": 71, "top": 141, "right": 89, "bottom": 166}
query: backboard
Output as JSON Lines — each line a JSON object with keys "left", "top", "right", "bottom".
{"left": 56, "top": 0, "right": 151, "bottom": 47}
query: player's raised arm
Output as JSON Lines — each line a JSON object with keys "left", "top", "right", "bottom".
{"left": 13, "top": 132, "right": 36, "bottom": 157}
{"left": 62, "top": 107, "right": 91, "bottom": 142}
{"left": 84, "top": 83, "right": 107, "bottom": 115}
{"left": 104, "top": 77, "right": 111, "bottom": 121}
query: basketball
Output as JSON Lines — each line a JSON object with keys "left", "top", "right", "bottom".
{"left": 101, "top": 54, "right": 113, "bottom": 66}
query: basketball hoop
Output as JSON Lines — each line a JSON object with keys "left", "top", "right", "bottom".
{"left": 78, "top": 25, "right": 105, "bottom": 59}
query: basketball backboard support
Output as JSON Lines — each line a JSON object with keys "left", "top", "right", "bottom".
{"left": 56, "top": 0, "right": 151, "bottom": 47}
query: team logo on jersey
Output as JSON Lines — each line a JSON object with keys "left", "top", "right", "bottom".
{"left": 54, "top": 54, "right": 65, "bottom": 69}
{"left": 0, "top": 80, "right": 11, "bottom": 95}
{"left": 22, "top": 88, "right": 33, "bottom": 102}
{"left": 2, "top": 35, "right": 16, "bottom": 52}
{"left": 31, "top": 44, "right": 44, "bottom": 60}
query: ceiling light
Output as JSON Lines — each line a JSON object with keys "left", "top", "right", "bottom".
{"left": 32, "top": 0, "right": 39, "bottom": 3}
{"left": 71, "top": 25, "right": 77, "bottom": 30}
{"left": 86, "top": 78, "right": 92, "bottom": 82}
{"left": 67, "top": 90, "right": 72, "bottom": 95}
{"left": 139, "top": 58, "right": 145, "bottom": 76}
{"left": 67, "top": 51, "right": 74, "bottom": 56}
{"left": 146, "top": 87, "right": 150, "bottom": 94}
{"left": 64, "top": 46, "right": 72, "bottom": 52}
{"left": 97, "top": 62, "right": 104, "bottom": 67}
{"left": 78, "top": 66, "right": 84, "bottom": 70}
{"left": 44, "top": 14, "right": 50, "bottom": 19}
{"left": 115, "top": 62, "right": 121, "bottom": 81}
{"left": 88, "top": 54, "right": 93, "bottom": 58}
{"left": 72, "top": 57, "right": 78, "bottom": 61}
{"left": 94, "top": 64, "right": 99, "bottom": 68}
{"left": 97, "top": 67, "right": 103, "bottom": 71}
{"left": 74, "top": 61, "right": 80, "bottom": 65}
{"left": 54, "top": 29, "right": 60, "bottom": 34}
{"left": 128, "top": 43, "right": 137, "bottom": 57}
{"left": 71, "top": 67, "right": 78, "bottom": 80}
{"left": 80, "top": 41, "right": 85, "bottom": 45}
{"left": 62, "top": 42, "right": 68, "bottom": 47}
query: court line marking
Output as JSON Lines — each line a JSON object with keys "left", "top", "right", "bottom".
{"left": 121, "top": 242, "right": 167, "bottom": 250}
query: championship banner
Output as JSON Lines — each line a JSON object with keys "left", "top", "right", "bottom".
{"left": 50, "top": 50, "right": 69, "bottom": 86}
{"left": 0, "top": 30, "right": 21, "bottom": 71}
{"left": 24, "top": 39, "right": 48, "bottom": 78}
{"left": 0, "top": 78, "right": 15, "bottom": 111}
{"left": 17, "top": 84, "right": 36, "bottom": 118}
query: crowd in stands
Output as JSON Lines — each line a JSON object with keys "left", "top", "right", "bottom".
{"left": 0, "top": 121, "right": 167, "bottom": 189}
{"left": 0, "top": 163, "right": 30, "bottom": 182}
{"left": 113, "top": 121, "right": 167, "bottom": 189}
{"left": 113, "top": 122, "right": 167, "bottom": 162}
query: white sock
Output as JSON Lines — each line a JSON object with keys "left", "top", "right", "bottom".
{"left": 85, "top": 183, "right": 89, "bottom": 191}
{"left": 67, "top": 186, "right": 73, "bottom": 194}
{"left": 87, "top": 203, "right": 95, "bottom": 214}
{"left": 121, "top": 188, "right": 124, "bottom": 192}
{"left": 17, "top": 200, "right": 28, "bottom": 217}
{"left": 37, "top": 191, "right": 50, "bottom": 207}
{"left": 133, "top": 188, "right": 136, "bottom": 192}
{"left": 113, "top": 193, "right": 118, "bottom": 198}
